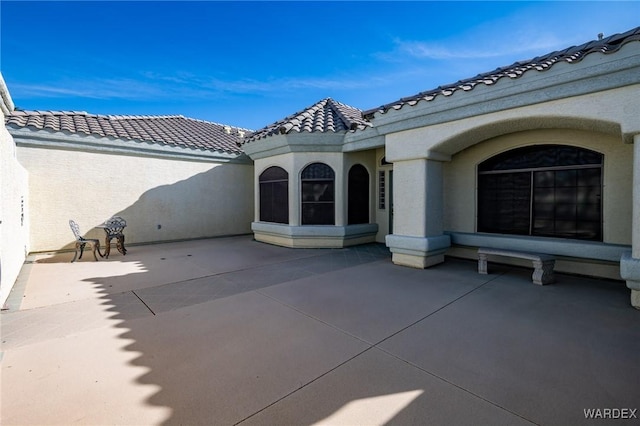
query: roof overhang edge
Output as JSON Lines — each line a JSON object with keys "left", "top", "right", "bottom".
{"left": 8, "top": 127, "right": 252, "bottom": 164}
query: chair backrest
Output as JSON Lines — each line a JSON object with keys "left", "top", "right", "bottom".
{"left": 103, "top": 216, "right": 126, "bottom": 233}
{"left": 69, "top": 219, "right": 82, "bottom": 241}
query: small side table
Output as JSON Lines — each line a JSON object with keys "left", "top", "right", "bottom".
{"left": 97, "top": 216, "right": 127, "bottom": 259}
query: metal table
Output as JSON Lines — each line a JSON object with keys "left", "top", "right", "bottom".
{"left": 97, "top": 216, "right": 127, "bottom": 258}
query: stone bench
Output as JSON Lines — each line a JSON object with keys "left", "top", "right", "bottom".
{"left": 478, "top": 248, "right": 556, "bottom": 285}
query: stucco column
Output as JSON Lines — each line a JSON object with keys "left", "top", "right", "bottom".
{"left": 334, "top": 170, "right": 345, "bottom": 227}
{"left": 289, "top": 169, "right": 300, "bottom": 226}
{"left": 621, "top": 134, "right": 640, "bottom": 309}
{"left": 386, "top": 158, "right": 450, "bottom": 268}
{"left": 253, "top": 172, "right": 261, "bottom": 223}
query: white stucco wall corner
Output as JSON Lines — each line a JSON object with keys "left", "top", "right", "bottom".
{"left": 0, "top": 72, "right": 15, "bottom": 114}
{"left": 242, "top": 134, "right": 293, "bottom": 160}
{"left": 385, "top": 234, "right": 451, "bottom": 256}
{"left": 621, "top": 250, "right": 640, "bottom": 308}
{"left": 1, "top": 74, "right": 30, "bottom": 307}
{"left": 620, "top": 252, "right": 640, "bottom": 290}
{"left": 342, "top": 126, "right": 385, "bottom": 152}
{"left": 619, "top": 88, "right": 640, "bottom": 141}
{"left": 424, "top": 150, "right": 452, "bottom": 162}
{"left": 386, "top": 234, "right": 450, "bottom": 268}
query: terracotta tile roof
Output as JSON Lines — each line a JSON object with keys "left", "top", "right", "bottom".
{"left": 364, "top": 26, "right": 640, "bottom": 118}
{"left": 5, "top": 110, "right": 249, "bottom": 154}
{"left": 242, "top": 98, "right": 371, "bottom": 144}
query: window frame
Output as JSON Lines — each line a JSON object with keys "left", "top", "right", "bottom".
{"left": 348, "top": 164, "right": 370, "bottom": 225}
{"left": 477, "top": 145, "right": 603, "bottom": 241}
{"left": 258, "top": 166, "right": 289, "bottom": 224}
{"left": 301, "top": 163, "right": 335, "bottom": 225}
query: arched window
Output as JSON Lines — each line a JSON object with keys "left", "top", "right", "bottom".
{"left": 348, "top": 164, "right": 369, "bottom": 225}
{"left": 478, "top": 145, "right": 603, "bottom": 241}
{"left": 301, "top": 163, "right": 334, "bottom": 225}
{"left": 259, "top": 166, "right": 288, "bottom": 224}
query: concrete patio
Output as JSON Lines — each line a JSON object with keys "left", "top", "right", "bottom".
{"left": 1, "top": 235, "right": 638, "bottom": 425}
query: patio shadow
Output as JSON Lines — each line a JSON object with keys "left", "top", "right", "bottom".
{"left": 3, "top": 237, "right": 639, "bottom": 425}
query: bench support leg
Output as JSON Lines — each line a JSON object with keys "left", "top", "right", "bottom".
{"left": 532, "top": 260, "right": 555, "bottom": 285}
{"left": 478, "top": 254, "right": 488, "bottom": 274}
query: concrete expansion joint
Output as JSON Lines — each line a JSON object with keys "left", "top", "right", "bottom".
{"left": 236, "top": 345, "right": 377, "bottom": 426}
{"left": 131, "top": 290, "right": 156, "bottom": 315}
{"left": 373, "top": 272, "right": 499, "bottom": 349}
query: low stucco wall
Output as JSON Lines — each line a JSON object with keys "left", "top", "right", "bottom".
{"left": 443, "top": 129, "right": 633, "bottom": 245}
{"left": 1, "top": 87, "right": 30, "bottom": 306}
{"left": 17, "top": 145, "right": 254, "bottom": 252}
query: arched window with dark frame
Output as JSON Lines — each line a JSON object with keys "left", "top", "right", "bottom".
{"left": 301, "top": 163, "right": 334, "bottom": 225}
{"left": 348, "top": 164, "right": 369, "bottom": 225}
{"left": 259, "top": 166, "right": 288, "bottom": 224}
{"left": 478, "top": 145, "right": 603, "bottom": 241}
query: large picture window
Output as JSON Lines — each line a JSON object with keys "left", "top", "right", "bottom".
{"left": 348, "top": 164, "right": 369, "bottom": 225}
{"left": 259, "top": 166, "right": 288, "bottom": 224}
{"left": 301, "top": 163, "right": 334, "bottom": 225}
{"left": 478, "top": 145, "right": 603, "bottom": 241}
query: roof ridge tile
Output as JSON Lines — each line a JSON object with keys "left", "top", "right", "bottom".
{"left": 242, "top": 97, "right": 371, "bottom": 143}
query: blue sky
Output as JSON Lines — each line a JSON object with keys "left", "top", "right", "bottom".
{"left": 2, "top": 1, "right": 639, "bottom": 130}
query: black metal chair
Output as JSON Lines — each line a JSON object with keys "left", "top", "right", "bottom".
{"left": 100, "top": 216, "right": 127, "bottom": 258}
{"left": 69, "top": 219, "right": 103, "bottom": 262}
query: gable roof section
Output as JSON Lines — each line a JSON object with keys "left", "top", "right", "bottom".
{"left": 5, "top": 110, "right": 249, "bottom": 155}
{"left": 364, "top": 26, "right": 640, "bottom": 118}
{"left": 242, "top": 98, "right": 371, "bottom": 144}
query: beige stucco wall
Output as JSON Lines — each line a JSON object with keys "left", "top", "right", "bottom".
{"left": 385, "top": 86, "right": 638, "bottom": 163}
{"left": 443, "top": 129, "right": 633, "bottom": 245}
{"left": 17, "top": 146, "right": 254, "bottom": 252}
{"left": 380, "top": 78, "right": 637, "bottom": 277}
{"left": 374, "top": 148, "right": 392, "bottom": 242}
{"left": 1, "top": 105, "right": 30, "bottom": 306}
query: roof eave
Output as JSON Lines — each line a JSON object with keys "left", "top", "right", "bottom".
{"left": 8, "top": 126, "right": 251, "bottom": 164}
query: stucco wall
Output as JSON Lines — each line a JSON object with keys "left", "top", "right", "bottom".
{"left": 374, "top": 148, "right": 392, "bottom": 242}
{"left": 385, "top": 85, "right": 639, "bottom": 163}
{"left": 443, "top": 129, "right": 633, "bottom": 245}
{"left": 17, "top": 146, "right": 254, "bottom": 252}
{"left": 1, "top": 91, "right": 30, "bottom": 306}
